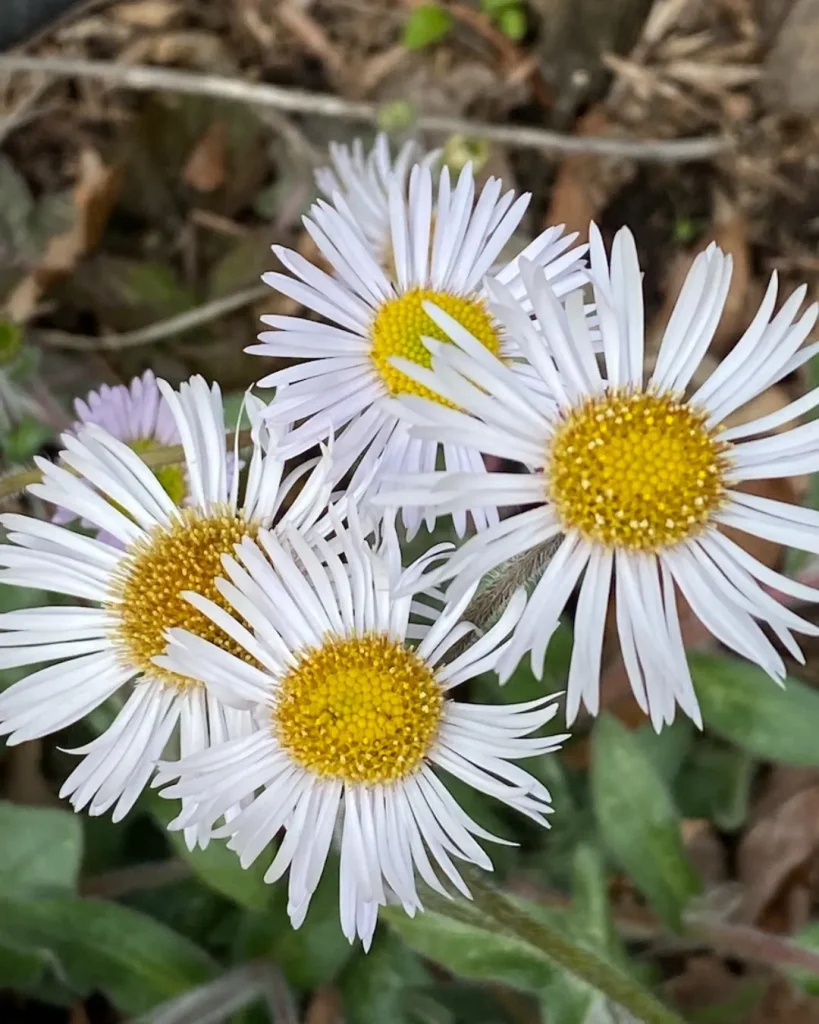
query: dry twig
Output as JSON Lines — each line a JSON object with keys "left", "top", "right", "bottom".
{"left": 0, "top": 55, "right": 729, "bottom": 163}
{"left": 34, "top": 283, "right": 269, "bottom": 351}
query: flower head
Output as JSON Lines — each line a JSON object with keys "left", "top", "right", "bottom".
{"left": 380, "top": 225, "right": 819, "bottom": 729}
{"left": 315, "top": 133, "right": 437, "bottom": 258}
{"left": 154, "top": 513, "right": 564, "bottom": 948}
{"left": 251, "top": 162, "right": 587, "bottom": 538}
{"left": 52, "top": 371, "right": 185, "bottom": 539}
{"left": 0, "top": 376, "right": 335, "bottom": 843}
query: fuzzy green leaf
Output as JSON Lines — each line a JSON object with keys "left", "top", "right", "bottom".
{"left": 592, "top": 715, "right": 701, "bottom": 930}
{"left": 0, "top": 896, "right": 217, "bottom": 1014}
{"left": 691, "top": 653, "right": 819, "bottom": 765}
{"left": 0, "top": 801, "right": 82, "bottom": 894}
{"left": 149, "top": 792, "right": 271, "bottom": 912}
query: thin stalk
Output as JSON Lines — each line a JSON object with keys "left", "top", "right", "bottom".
{"left": 465, "top": 872, "right": 687, "bottom": 1024}
{"left": 0, "top": 429, "right": 253, "bottom": 504}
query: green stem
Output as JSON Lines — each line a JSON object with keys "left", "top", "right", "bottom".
{"left": 465, "top": 873, "right": 687, "bottom": 1024}
{"left": 0, "top": 428, "right": 253, "bottom": 504}
{"left": 445, "top": 537, "right": 559, "bottom": 661}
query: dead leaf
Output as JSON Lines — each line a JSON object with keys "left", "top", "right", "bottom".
{"left": 683, "top": 819, "right": 728, "bottom": 885}
{"left": 738, "top": 767, "right": 819, "bottom": 926}
{"left": 120, "top": 30, "right": 231, "bottom": 71}
{"left": 647, "top": 191, "right": 760, "bottom": 357}
{"left": 744, "top": 976, "right": 819, "bottom": 1024}
{"left": 664, "top": 955, "right": 753, "bottom": 1017}
{"left": 763, "top": 0, "right": 819, "bottom": 116}
{"left": 4, "top": 739, "right": 58, "bottom": 806}
{"left": 305, "top": 987, "right": 341, "bottom": 1024}
{"left": 5, "top": 150, "right": 122, "bottom": 324}
{"left": 111, "top": 0, "right": 179, "bottom": 27}
{"left": 544, "top": 106, "right": 635, "bottom": 241}
{"left": 68, "top": 1005, "right": 91, "bottom": 1024}
{"left": 709, "top": 192, "right": 762, "bottom": 356}
{"left": 183, "top": 121, "right": 228, "bottom": 193}
{"left": 276, "top": 2, "right": 343, "bottom": 77}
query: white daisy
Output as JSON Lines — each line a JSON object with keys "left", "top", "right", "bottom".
{"left": 250, "top": 161, "right": 588, "bottom": 538}
{"left": 378, "top": 225, "right": 819, "bottom": 730}
{"left": 153, "top": 512, "right": 565, "bottom": 949}
{"left": 315, "top": 133, "right": 437, "bottom": 258}
{"left": 0, "top": 376, "right": 336, "bottom": 844}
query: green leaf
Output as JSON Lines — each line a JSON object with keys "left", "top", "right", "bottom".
{"left": 0, "top": 801, "right": 82, "bottom": 893}
{"left": 0, "top": 895, "right": 217, "bottom": 1014}
{"left": 384, "top": 902, "right": 558, "bottom": 993}
{"left": 787, "top": 921, "right": 819, "bottom": 995}
{"left": 341, "top": 931, "right": 429, "bottom": 1024}
{"left": 402, "top": 4, "right": 454, "bottom": 49}
{"left": 634, "top": 717, "right": 695, "bottom": 786}
{"left": 2, "top": 415, "right": 53, "bottom": 462}
{"left": 591, "top": 715, "right": 701, "bottom": 930}
{"left": 676, "top": 741, "right": 755, "bottom": 831}
{"left": 148, "top": 791, "right": 271, "bottom": 912}
{"left": 569, "top": 845, "right": 626, "bottom": 961}
{"left": 0, "top": 320, "right": 23, "bottom": 366}
{"left": 234, "top": 856, "right": 353, "bottom": 990}
{"left": 411, "top": 983, "right": 499, "bottom": 1024}
{"left": 691, "top": 653, "right": 819, "bottom": 765}
{"left": 498, "top": 6, "right": 527, "bottom": 39}
{"left": 538, "top": 846, "right": 631, "bottom": 1024}
{"left": 0, "top": 936, "right": 56, "bottom": 989}
{"left": 390, "top": 884, "right": 685, "bottom": 1024}
{"left": 0, "top": 156, "right": 35, "bottom": 259}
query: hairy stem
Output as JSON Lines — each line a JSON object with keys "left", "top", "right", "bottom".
{"left": 464, "top": 535, "right": 561, "bottom": 634}
{"left": 465, "top": 873, "right": 687, "bottom": 1024}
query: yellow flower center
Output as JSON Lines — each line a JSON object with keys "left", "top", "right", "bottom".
{"left": 547, "top": 390, "right": 729, "bottom": 552}
{"left": 370, "top": 288, "right": 500, "bottom": 402}
{"left": 108, "top": 509, "right": 258, "bottom": 689}
{"left": 130, "top": 437, "right": 187, "bottom": 508}
{"left": 274, "top": 633, "right": 443, "bottom": 784}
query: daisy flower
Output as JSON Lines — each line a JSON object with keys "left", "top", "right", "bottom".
{"left": 154, "top": 512, "right": 564, "bottom": 949}
{"left": 379, "top": 225, "right": 819, "bottom": 730}
{"left": 315, "top": 133, "right": 437, "bottom": 258}
{"left": 250, "top": 161, "right": 588, "bottom": 538}
{"left": 0, "top": 376, "right": 335, "bottom": 843}
{"left": 52, "top": 371, "right": 184, "bottom": 538}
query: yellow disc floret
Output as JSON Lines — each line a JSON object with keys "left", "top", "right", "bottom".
{"left": 109, "top": 508, "right": 258, "bottom": 688}
{"left": 547, "top": 390, "right": 730, "bottom": 552}
{"left": 275, "top": 633, "right": 443, "bottom": 784}
{"left": 370, "top": 288, "right": 500, "bottom": 402}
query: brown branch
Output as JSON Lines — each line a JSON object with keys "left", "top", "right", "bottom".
{"left": 687, "top": 914, "right": 819, "bottom": 979}
{"left": 0, "top": 55, "right": 729, "bottom": 163}
{"left": 34, "top": 283, "right": 269, "bottom": 352}
{"left": 510, "top": 878, "right": 819, "bottom": 979}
